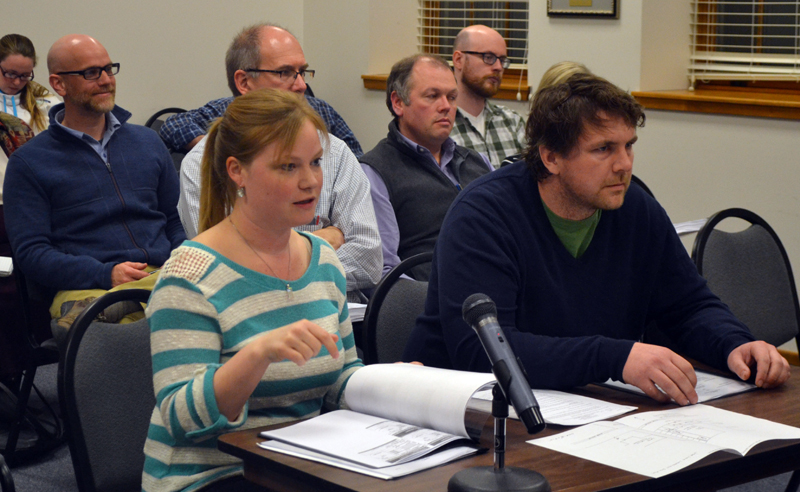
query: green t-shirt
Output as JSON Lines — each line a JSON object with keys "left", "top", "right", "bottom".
{"left": 542, "top": 200, "right": 601, "bottom": 258}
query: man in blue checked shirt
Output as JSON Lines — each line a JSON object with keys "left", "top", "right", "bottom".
{"left": 176, "top": 24, "right": 381, "bottom": 302}
{"left": 159, "top": 24, "right": 362, "bottom": 158}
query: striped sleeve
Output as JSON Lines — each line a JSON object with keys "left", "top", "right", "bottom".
{"left": 147, "top": 273, "right": 247, "bottom": 444}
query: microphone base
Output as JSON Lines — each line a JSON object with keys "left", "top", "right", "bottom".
{"left": 448, "top": 466, "right": 551, "bottom": 492}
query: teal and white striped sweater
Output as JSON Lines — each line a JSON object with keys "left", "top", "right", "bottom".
{"left": 141, "top": 234, "right": 362, "bottom": 491}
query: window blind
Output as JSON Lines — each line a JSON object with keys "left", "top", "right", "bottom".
{"left": 689, "top": 0, "right": 800, "bottom": 88}
{"left": 418, "top": 1, "right": 529, "bottom": 69}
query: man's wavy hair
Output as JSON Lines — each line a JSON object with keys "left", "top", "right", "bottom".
{"left": 522, "top": 73, "right": 645, "bottom": 182}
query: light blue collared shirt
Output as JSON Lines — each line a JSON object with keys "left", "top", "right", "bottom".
{"left": 55, "top": 108, "right": 122, "bottom": 163}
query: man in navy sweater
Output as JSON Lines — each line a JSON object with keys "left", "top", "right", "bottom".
{"left": 3, "top": 35, "right": 185, "bottom": 331}
{"left": 403, "top": 73, "right": 790, "bottom": 404}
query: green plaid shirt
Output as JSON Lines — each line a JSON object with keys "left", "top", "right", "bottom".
{"left": 450, "top": 100, "right": 526, "bottom": 169}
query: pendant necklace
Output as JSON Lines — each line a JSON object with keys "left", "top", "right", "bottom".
{"left": 229, "top": 217, "right": 293, "bottom": 292}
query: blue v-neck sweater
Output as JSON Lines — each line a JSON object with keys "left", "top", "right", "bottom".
{"left": 403, "top": 162, "right": 754, "bottom": 388}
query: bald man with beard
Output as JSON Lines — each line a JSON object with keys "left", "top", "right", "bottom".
{"left": 3, "top": 34, "right": 184, "bottom": 337}
{"left": 451, "top": 25, "right": 527, "bottom": 169}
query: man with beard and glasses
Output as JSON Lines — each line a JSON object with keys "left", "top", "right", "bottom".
{"left": 3, "top": 34, "right": 185, "bottom": 340}
{"left": 451, "top": 25, "right": 526, "bottom": 169}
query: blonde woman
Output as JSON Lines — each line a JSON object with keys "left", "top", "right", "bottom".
{"left": 500, "top": 61, "right": 592, "bottom": 167}
{"left": 142, "top": 89, "right": 362, "bottom": 492}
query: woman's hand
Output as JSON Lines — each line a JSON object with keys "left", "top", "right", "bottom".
{"left": 215, "top": 320, "right": 340, "bottom": 421}
{"left": 257, "top": 320, "right": 340, "bottom": 365}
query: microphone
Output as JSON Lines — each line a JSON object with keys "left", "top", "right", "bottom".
{"left": 462, "top": 293, "right": 545, "bottom": 434}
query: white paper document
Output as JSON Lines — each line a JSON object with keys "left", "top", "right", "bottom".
{"left": 344, "top": 364, "right": 496, "bottom": 438}
{"left": 258, "top": 441, "right": 477, "bottom": 480}
{"left": 258, "top": 439, "right": 477, "bottom": 480}
{"left": 0, "top": 256, "right": 13, "bottom": 277}
{"left": 674, "top": 218, "right": 708, "bottom": 236}
{"left": 473, "top": 388, "right": 636, "bottom": 426}
{"left": 261, "top": 410, "right": 473, "bottom": 469}
{"left": 347, "top": 302, "right": 366, "bottom": 322}
{"left": 258, "top": 365, "right": 496, "bottom": 478}
{"left": 529, "top": 404, "right": 800, "bottom": 478}
{"left": 600, "top": 369, "right": 757, "bottom": 403}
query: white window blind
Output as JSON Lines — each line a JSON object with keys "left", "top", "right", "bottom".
{"left": 418, "top": 1, "right": 529, "bottom": 69}
{"left": 689, "top": 0, "right": 800, "bottom": 88}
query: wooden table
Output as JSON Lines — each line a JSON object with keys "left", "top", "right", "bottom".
{"left": 218, "top": 366, "right": 800, "bottom": 492}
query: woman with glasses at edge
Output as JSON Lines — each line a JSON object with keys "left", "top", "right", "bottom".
{"left": 0, "top": 34, "right": 58, "bottom": 134}
{"left": 141, "top": 88, "right": 363, "bottom": 492}
{"left": 0, "top": 34, "right": 59, "bottom": 195}
{"left": 0, "top": 34, "right": 59, "bottom": 380}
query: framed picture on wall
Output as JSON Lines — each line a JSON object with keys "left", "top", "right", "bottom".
{"left": 547, "top": 0, "right": 619, "bottom": 18}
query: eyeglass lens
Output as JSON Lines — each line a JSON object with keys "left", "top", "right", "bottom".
{"left": 1, "top": 67, "right": 34, "bottom": 81}
{"left": 84, "top": 64, "right": 119, "bottom": 80}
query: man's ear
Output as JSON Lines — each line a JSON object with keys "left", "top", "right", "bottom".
{"left": 233, "top": 70, "right": 251, "bottom": 95}
{"left": 390, "top": 91, "right": 405, "bottom": 118}
{"left": 49, "top": 74, "right": 67, "bottom": 97}
{"left": 538, "top": 145, "right": 561, "bottom": 176}
{"left": 452, "top": 50, "right": 465, "bottom": 72}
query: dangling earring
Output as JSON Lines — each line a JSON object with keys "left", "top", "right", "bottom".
{"left": 236, "top": 187, "right": 246, "bottom": 198}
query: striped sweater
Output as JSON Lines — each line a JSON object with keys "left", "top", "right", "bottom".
{"left": 141, "top": 234, "right": 362, "bottom": 492}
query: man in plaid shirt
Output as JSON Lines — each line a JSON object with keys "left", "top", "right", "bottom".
{"left": 159, "top": 25, "right": 362, "bottom": 158}
{"left": 450, "top": 25, "right": 525, "bottom": 169}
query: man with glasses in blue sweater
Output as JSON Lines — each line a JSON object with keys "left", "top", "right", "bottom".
{"left": 3, "top": 34, "right": 185, "bottom": 336}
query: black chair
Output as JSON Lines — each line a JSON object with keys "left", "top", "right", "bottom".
{"left": 692, "top": 208, "right": 799, "bottom": 492}
{"left": 144, "top": 107, "right": 187, "bottom": 172}
{"left": 692, "top": 208, "right": 800, "bottom": 350}
{"left": 58, "top": 289, "right": 154, "bottom": 492}
{"left": 0, "top": 455, "right": 14, "bottom": 492}
{"left": 144, "top": 107, "right": 186, "bottom": 134}
{"left": 0, "top": 267, "right": 63, "bottom": 466}
{"left": 362, "top": 252, "right": 433, "bottom": 364}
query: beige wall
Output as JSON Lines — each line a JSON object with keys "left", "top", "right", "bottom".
{"left": 8, "top": 1, "right": 799, "bottom": 353}
{"left": 6, "top": 0, "right": 304, "bottom": 124}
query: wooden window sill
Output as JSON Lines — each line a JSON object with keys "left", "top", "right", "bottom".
{"left": 632, "top": 89, "right": 800, "bottom": 120}
{"left": 362, "top": 73, "right": 530, "bottom": 101}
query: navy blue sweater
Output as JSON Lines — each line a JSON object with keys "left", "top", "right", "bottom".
{"left": 3, "top": 104, "right": 185, "bottom": 291}
{"left": 403, "top": 162, "right": 755, "bottom": 388}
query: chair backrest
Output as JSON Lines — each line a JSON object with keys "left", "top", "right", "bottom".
{"left": 144, "top": 107, "right": 187, "bottom": 172}
{"left": 692, "top": 208, "right": 800, "bottom": 349}
{"left": 143, "top": 107, "right": 186, "bottom": 131}
{"left": 0, "top": 455, "right": 15, "bottom": 492}
{"left": 58, "top": 289, "right": 154, "bottom": 492}
{"left": 362, "top": 252, "right": 433, "bottom": 364}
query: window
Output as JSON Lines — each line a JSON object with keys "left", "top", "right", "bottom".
{"left": 418, "top": 1, "right": 529, "bottom": 69}
{"left": 689, "top": 0, "right": 800, "bottom": 89}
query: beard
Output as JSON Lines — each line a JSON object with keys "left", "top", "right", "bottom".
{"left": 461, "top": 70, "right": 501, "bottom": 99}
{"left": 69, "top": 85, "right": 116, "bottom": 114}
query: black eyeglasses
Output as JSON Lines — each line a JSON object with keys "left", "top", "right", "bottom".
{"left": 56, "top": 63, "right": 120, "bottom": 80}
{"left": 0, "top": 66, "right": 34, "bottom": 82}
{"left": 244, "top": 68, "right": 315, "bottom": 81}
{"left": 461, "top": 51, "right": 511, "bottom": 70}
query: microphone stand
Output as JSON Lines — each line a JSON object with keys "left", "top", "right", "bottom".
{"left": 448, "top": 384, "right": 550, "bottom": 492}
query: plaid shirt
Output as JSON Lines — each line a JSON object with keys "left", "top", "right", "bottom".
{"left": 159, "top": 94, "right": 363, "bottom": 157}
{"left": 450, "top": 100, "right": 526, "bottom": 169}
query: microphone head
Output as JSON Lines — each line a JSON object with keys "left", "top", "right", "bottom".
{"left": 462, "top": 293, "right": 497, "bottom": 327}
